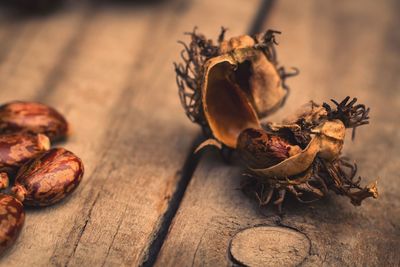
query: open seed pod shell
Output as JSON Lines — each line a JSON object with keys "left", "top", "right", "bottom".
{"left": 249, "top": 120, "right": 346, "bottom": 179}
{"left": 202, "top": 46, "right": 286, "bottom": 148}
{"left": 176, "top": 29, "right": 292, "bottom": 150}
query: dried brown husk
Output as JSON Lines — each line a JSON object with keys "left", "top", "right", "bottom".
{"left": 175, "top": 28, "right": 296, "bottom": 149}
{"left": 240, "top": 97, "right": 377, "bottom": 211}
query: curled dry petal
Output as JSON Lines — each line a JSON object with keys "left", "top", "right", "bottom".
{"left": 312, "top": 120, "right": 345, "bottom": 161}
{"left": 12, "top": 148, "right": 84, "bottom": 206}
{"left": 348, "top": 181, "right": 378, "bottom": 206}
{"left": 0, "top": 101, "right": 69, "bottom": 142}
{"left": 0, "top": 194, "right": 25, "bottom": 255}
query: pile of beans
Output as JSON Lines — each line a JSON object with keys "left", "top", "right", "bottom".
{"left": 0, "top": 101, "right": 84, "bottom": 255}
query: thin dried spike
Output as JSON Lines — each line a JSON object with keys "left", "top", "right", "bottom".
{"left": 314, "top": 174, "right": 329, "bottom": 194}
{"left": 322, "top": 102, "right": 332, "bottom": 113}
{"left": 281, "top": 67, "right": 300, "bottom": 78}
{"left": 295, "top": 182, "right": 324, "bottom": 198}
{"left": 331, "top": 98, "right": 341, "bottom": 106}
{"left": 255, "top": 191, "right": 263, "bottom": 206}
{"left": 218, "top": 26, "right": 228, "bottom": 43}
{"left": 342, "top": 158, "right": 358, "bottom": 175}
{"left": 177, "top": 41, "right": 191, "bottom": 55}
{"left": 326, "top": 162, "right": 343, "bottom": 187}
{"left": 263, "top": 186, "right": 274, "bottom": 205}
{"left": 294, "top": 193, "right": 320, "bottom": 204}
{"left": 287, "top": 186, "right": 319, "bottom": 203}
{"left": 255, "top": 184, "right": 268, "bottom": 206}
{"left": 339, "top": 96, "right": 351, "bottom": 107}
{"left": 337, "top": 158, "right": 359, "bottom": 183}
{"left": 287, "top": 185, "right": 302, "bottom": 197}
{"left": 324, "top": 96, "right": 370, "bottom": 129}
{"left": 348, "top": 97, "right": 358, "bottom": 107}
{"left": 274, "top": 189, "right": 286, "bottom": 205}
{"left": 263, "top": 30, "right": 282, "bottom": 45}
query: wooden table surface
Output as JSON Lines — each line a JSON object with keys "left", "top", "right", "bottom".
{"left": 0, "top": 0, "right": 399, "bottom": 266}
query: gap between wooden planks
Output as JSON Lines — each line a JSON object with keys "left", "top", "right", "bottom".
{"left": 156, "top": 0, "right": 400, "bottom": 266}
{"left": 0, "top": 0, "right": 264, "bottom": 266}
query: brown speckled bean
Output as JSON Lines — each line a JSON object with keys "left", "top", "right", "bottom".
{"left": 0, "top": 133, "right": 50, "bottom": 176}
{"left": 0, "top": 101, "right": 69, "bottom": 142}
{"left": 0, "top": 194, "right": 25, "bottom": 255}
{"left": 12, "top": 148, "right": 84, "bottom": 207}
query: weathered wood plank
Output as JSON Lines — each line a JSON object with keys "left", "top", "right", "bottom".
{"left": 0, "top": 0, "right": 262, "bottom": 266}
{"left": 53, "top": 1, "right": 263, "bottom": 266}
{"left": 0, "top": 3, "right": 89, "bottom": 101}
{"left": 0, "top": 3, "right": 158, "bottom": 266}
{"left": 156, "top": 0, "right": 400, "bottom": 266}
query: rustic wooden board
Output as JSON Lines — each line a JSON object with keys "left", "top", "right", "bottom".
{"left": 0, "top": 0, "right": 262, "bottom": 266}
{"left": 0, "top": 3, "right": 89, "bottom": 101}
{"left": 156, "top": 0, "right": 400, "bottom": 266}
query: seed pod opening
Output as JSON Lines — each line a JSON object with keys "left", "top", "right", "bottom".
{"left": 0, "top": 194, "right": 25, "bottom": 255}
{"left": 237, "top": 128, "right": 301, "bottom": 169}
{"left": 12, "top": 148, "right": 84, "bottom": 207}
{"left": 250, "top": 137, "right": 320, "bottom": 179}
{"left": 176, "top": 28, "right": 295, "bottom": 149}
{"left": 0, "top": 101, "right": 69, "bottom": 142}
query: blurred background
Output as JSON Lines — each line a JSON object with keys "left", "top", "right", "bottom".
{"left": 0, "top": 0, "right": 398, "bottom": 266}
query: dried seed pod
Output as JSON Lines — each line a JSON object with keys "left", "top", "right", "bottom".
{"left": 240, "top": 97, "right": 377, "bottom": 211}
{"left": 0, "top": 133, "right": 50, "bottom": 177}
{"left": 0, "top": 101, "right": 69, "bottom": 142}
{"left": 0, "top": 194, "right": 25, "bottom": 255}
{"left": 12, "top": 148, "right": 84, "bottom": 207}
{"left": 175, "top": 28, "right": 296, "bottom": 149}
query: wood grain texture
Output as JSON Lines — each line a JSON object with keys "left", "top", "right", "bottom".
{"left": 156, "top": 0, "right": 400, "bottom": 266}
{"left": 0, "top": 0, "right": 262, "bottom": 266}
{"left": 0, "top": 3, "right": 90, "bottom": 101}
